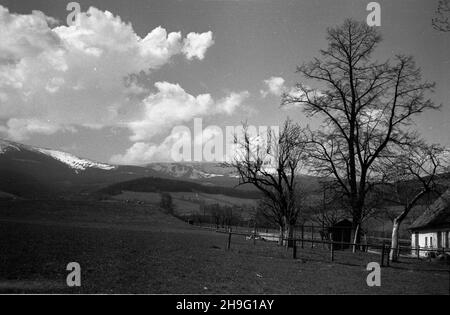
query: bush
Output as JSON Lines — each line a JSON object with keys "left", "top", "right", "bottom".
{"left": 160, "top": 192, "right": 174, "bottom": 214}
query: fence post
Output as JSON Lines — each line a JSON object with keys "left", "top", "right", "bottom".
{"left": 329, "top": 233, "right": 334, "bottom": 262}
{"left": 386, "top": 244, "right": 390, "bottom": 267}
{"left": 416, "top": 245, "right": 420, "bottom": 259}
{"left": 293, "top": 240, "right": 297, "bottom": 259}
{"left": 301, "top": 225, "right": 304, "bottom": 249}
{"left": 227, "top": 231, "right": 232, "bottom": 251}
{"left": 352, "top": 225, "right": 360, "bottom": 253}
{"left": 380, "top": 241, "right": 385, "bottom": 267}
{"left": 322, "top": 230, "right": 325, "bottom": 249}
{"left": 311, "top": 225, "right": 314, "bottom": 249}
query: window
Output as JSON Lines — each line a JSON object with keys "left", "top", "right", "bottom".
{"left": 425, "top": 237, "right": 428, "bottom": 247}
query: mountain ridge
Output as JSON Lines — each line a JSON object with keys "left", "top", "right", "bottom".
{"left": 0, "top": 138, "right": 116, "bottom": 172}
{"left": 0, "top": 138, "right": 256, "bottom": 198}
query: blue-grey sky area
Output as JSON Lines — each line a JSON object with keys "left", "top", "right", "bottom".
{"left": 0, "top": 0, "right": 448, "bottom": 164}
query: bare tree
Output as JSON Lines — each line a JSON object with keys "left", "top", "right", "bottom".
{"left": 283, "top": 19, "right": 440, "bottom": 245}
{"left": 257, "top": 197, "right": 285, "bottom": 236}
{"left": 229, "top": 119, "right": 307, "bottom": 246}
{"left": 303, "top": 181, "right": 348, "bottom": 229}
{"left": 375, "top": 143, "right": 446, "bottom": 261}
{"left": 433, "top": 0, "right": 450, "bottom": 32}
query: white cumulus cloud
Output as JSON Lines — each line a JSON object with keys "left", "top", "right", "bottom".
{"left": 260, "top": 76, "right": 286, "bottom": 97}
{"left": 110, "top": 130, "right": 191, "bottom": 164}
{"left": 128, "top": 82, "right": 214, "bottom": 141}
{"left": 127, "top": 81, "right": 249, "bottom": 142}
{"left": 216, "top": 91, "right": 250, "bottom": 115}
{"left": 0, "top": 118, "right": 68, "bottom": 141}
{"left": 0, "top": 5, "right": 215, "bottom": 140}
{"left": 182, "top": 31, "right": 214, "bottom": 60}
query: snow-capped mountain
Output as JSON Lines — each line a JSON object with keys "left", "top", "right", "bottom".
{"left": 0, "top": 138, "right": 161, "bottom": 197}
{"left": 0, "top": 139, "right": 115, "bottom": 172}
{"left": 0, "top": 138, "right": 261, "bottom": 199}
{"left": 147, "top": 162, "right": 239, "bottom": 180}
{"left": 0, "top": 138, "right": 318, "bottom": 199}
{"left": 35, "top": 148, "right": 115, "bottom": 171}
{"left": 0, "top": 139, "right": 21, "bottom": 154}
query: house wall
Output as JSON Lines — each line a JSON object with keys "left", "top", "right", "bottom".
{"left": 411, "top": 230, "right": 450, "bottom": 257}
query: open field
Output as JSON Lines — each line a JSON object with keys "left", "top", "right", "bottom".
{"left": 111, "top": 191, "right": 257, "bottom": 218}
{"left": 0, "top": 200, "right": 449, "bottom": 294}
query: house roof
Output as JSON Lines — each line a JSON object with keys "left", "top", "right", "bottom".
{"left": 409, "top": 189, "right": 450, "bottom": 231}
{"left": 333, "top": 219, "right": 352, "bottom": 227}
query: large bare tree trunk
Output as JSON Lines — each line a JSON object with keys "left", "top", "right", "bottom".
{"left": 389, "top": 191, "right": 427, "bottom": 262}
{"left": 352, "top": 224, "right": 360, "bottom": 253}
{"left": 390, "top": 218, "right": 401, "bottom": 262}
{"left": 352, "top": 207, "right": 362, "bottom": 253}
{"left": 278, "top": 224, "right": 285, "bottom": 246}
{"left": 286, "top": 223, "right": 295, "bottom": 248}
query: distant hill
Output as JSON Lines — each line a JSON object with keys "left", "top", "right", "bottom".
{"left": 96, "top": 176, "right": 262, "bottom": 199}
{"left": 0, "top": 139, "right": 263, "bottom": 199}
{"left": 146, "top": 162, "right": 238, "bottom": 180}
{"left": 0, "top": 139, "right": 164, "bottom": 198}
{"left": 10, "top": 138, "right": 440, "bottom": 204}
{"left": 145, "top": 161, "right": 324, "bottom": 191}
{"left": 145, "top": 162, "right": 247, "bottom": 187}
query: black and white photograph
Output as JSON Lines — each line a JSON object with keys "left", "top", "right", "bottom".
{"left": 0, "top": 0, "right": 449, "bottom": 299}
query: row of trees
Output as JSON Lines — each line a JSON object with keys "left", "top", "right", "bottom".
{"left": 160, "top": 192, "right": 249, "bottom": 228}
{"left": 230, "top": 19, "right": 448, "bottom": 261}
{"left": 202, "top": 203, "right": 243, "bottom": 228}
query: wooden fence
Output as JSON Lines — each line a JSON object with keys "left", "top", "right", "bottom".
{"left": 216, "top": 228, "right": 450, "bottom": 267}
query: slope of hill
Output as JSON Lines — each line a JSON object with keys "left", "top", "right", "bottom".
{"left": 147, "top": 162, "right": 236, "bottom": 179}
{"left": 35, "top": 148, "right": 115, "bottom": 171}
{"left": 145, "top": 161, "right": 325, "bottom": 192}
{"left": 0, "top": 139, "right": 263, "bottom": 199}
{"left": 96, "top": 176, "right": 262, "bottom": 199}
{"left": 0, "top": 138, "right": 348, "bottom": 201}
{"left": 0, "top": 139, "right": 162, "bottom": 197}
{"left": 0, "top": 139, "right": 116, "bottom": 171}
{"left": 146, "top": 162, "right": 245, "bottom": 188}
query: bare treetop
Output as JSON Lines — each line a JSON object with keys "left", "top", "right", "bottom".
{"left": 229, "top": 119, "right": 308, "bottom": 246}
{"left": 283, "top": 19, "right": 441, "bottom": 241}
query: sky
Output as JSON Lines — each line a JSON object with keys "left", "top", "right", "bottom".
{"left": 0, "top": 0, "right": 449, "bottom": 164}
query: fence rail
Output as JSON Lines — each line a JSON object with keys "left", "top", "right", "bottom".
{"left": 211, "top": 227, "right": 450, "bottom": 267}
{"left": 193, "top": 222, "right": 411, "bottom": 243}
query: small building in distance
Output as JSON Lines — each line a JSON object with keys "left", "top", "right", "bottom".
{"left": 328, "top": 219, "right": 353, "bottom": 250}
{"left": 409, "top": 189, "right": 450, "bottom": 257}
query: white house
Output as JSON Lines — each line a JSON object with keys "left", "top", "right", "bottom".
{"left": 409, "top": 189, "right": 450, "bottom": 257}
